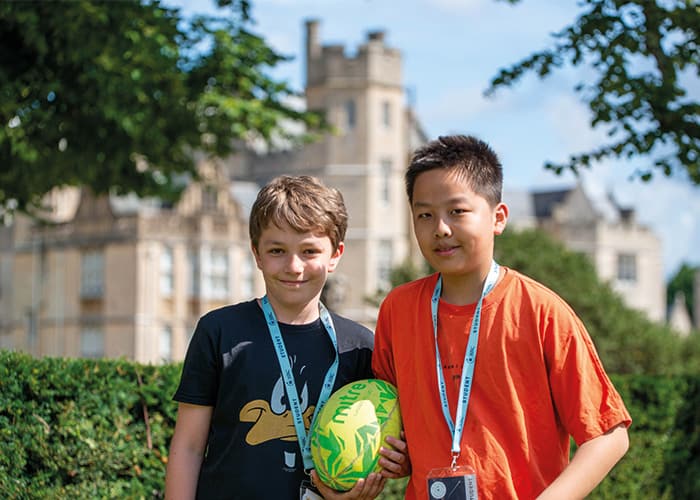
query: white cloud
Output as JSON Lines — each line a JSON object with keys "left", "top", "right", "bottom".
{"left": 544, "top": 93, "right": 605, "bottom": 153}
{"left": 420, "top": 85, "right": 510, "bottom": 130}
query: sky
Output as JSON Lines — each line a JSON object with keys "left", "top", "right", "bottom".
{"left": 174, "top": 0, "right": 699, "bottom": 279}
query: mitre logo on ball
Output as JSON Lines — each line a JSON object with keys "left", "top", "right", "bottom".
{"left": 309, "top": 378, "right": 402, "bottom": 491}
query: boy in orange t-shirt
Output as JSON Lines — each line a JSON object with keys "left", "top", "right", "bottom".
{"left": 372, "top": 135, "right": 631, "bottom": 499}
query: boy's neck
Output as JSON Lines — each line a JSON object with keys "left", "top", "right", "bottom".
{"left": 259, "top": 297, "right": 321, "bottom": 325}
{"left": 440, "top": 266, "right": 501, "bottom": 306}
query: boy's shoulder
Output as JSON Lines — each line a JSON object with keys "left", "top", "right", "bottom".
{"left": 198, "top": 299, "right": 260, "bottom": 325}
{"left": 504, "top": 267, "right": 567, "bottom": 299}
{"left": 328, "top": 311, "right": 374, "bottom": 350}
{"left": 384, "top": 274, "right": 438, "bottom": 302}
{"left": 500, "top": 267, "right": 579, "bottom": 316}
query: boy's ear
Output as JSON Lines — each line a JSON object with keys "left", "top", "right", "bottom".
{"left": 493, "top": 202, "right": 509, "bottom": 235}
{"left": 328, "top": 241, "right": 345, "bottom": 272}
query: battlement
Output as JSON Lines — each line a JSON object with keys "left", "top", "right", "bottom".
{"left": 305, "top": 19, "right": 402, "bottom": 89}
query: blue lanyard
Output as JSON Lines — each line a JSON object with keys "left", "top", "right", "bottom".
{"left": 261, "top": 296, "right": 339, "bottom": 470}
{"left": 431, "top": 261, "right": 500, "bottom": 462}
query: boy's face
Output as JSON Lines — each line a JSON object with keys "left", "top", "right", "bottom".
{"left": 411, "top": 168, "right": 507, "bottom": 279}
{"left": 252, "top": 222, "right": 343, "bottom": 321}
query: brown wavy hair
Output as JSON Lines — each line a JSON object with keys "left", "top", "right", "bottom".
{"left": 249, "top": 175, "right": 348, "bottom": 251}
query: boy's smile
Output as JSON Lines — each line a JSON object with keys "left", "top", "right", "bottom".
{"left": 434, "top": 243, "right": 460, "bottom": 256}
{"left": 253, "top": 222, "right": 343, "bottom": 323}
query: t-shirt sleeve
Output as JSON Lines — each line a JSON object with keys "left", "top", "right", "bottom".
{"left": 372, "top": 295, "right": 397, "bottom": 386}
{"left": 173, "top": 315, "right": 219, "bottom": 407}
{"left": 544, "top": 305, "right": 632, "bottom": 445}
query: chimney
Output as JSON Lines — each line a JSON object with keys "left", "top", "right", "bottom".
{"left": 367, "top": 30, "right": 385, "bottom": 44}
{"left": 305, "top": 19, "right": 320, "bottom": 85}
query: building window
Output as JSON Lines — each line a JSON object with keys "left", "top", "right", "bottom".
{"left": 159, "top": 325, "right": 172, "bottom": 362}
{"left": 81, "top": 250, "right": 104, "bottom": 299}
{"left": 204, "top": 247, "right": 229, "bottom": 300}
{"left": 80, "top": 327, "right": 103, "bottom": 358}
{"left": 382, "top": 100, "right": 391, "bottom": 127}
{"left": 380, "top": 159, "right": 392, "bottom": 203}
{"left": 160, "top": 246, "right": 174, "bottom": 297}
{"left": 377, "top": 240, "right": 393, "bottom": 291}
{"left": 188, "top": 249, "right": 200, "bottom": 297}
{"left": 617, "top": 253, "right": 637, "bottom": 282}
{"left": 345, "top": 99, "right": 356, "bottom": 129}
{"left": 202, "top": 186, "right": 218, "bottom": 212}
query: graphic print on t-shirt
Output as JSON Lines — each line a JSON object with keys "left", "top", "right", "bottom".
{"left": 239, "top": 356, "right": 315, "bottom": 470}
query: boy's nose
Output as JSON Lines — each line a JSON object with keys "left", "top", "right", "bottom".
{"left": 286, "top": 254, "right": 304, "bottom": 272}
{"left": 434, "top": 218, "right": 451, "bottom": 238}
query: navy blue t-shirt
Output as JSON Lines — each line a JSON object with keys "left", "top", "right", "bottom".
{"left": 174, "top": 299, "right": 374, "bottom": 499}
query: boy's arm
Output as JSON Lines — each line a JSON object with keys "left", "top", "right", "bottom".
{"left": 536, "top": 423, "right": 629, "bottom": 500}
{"left": 165, "top": 403, "right": 213, "bottom": 500}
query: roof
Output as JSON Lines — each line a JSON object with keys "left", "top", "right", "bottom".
{"left": 531, "top": 189, "right": 571, "bottom": 219}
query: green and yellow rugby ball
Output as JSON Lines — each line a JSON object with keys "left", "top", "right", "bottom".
{"left": 309, "top": 378, "right": 402, "bottom": 491}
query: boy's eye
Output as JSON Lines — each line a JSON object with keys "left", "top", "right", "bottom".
{"left": 451, "top": 208, "right": 468, "bottom": 215}
{"left": 416, "top": 212, "right": 431, "bottom": 220}
{"left": 269, "top": 248, "right": 284, "bottom": 255}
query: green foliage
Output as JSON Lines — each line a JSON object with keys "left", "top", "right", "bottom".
{"left": 488, "top": 0, "right": 699, "bottom": 185}
{"left": 0, "top": 0, "right": 325, "bottom": 215}
{"left": 590, "top": 374, "right": 700, "bottom": 500}
{"left": 667, "top": 262, "right": 698, "bottom": 325}
{"left": 0, "top": 350, "right": 181, "bottom": 498}
{"left": 379, "top": 374, "right": 700, "bottom": 500}
{"left": 2, "top": 351, "right": 699, "bottom": 499}
{"left": 495, "top": 228, "right": 698, "bottom": 375}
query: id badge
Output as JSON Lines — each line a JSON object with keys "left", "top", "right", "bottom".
{"left": 427, "top": 465, "right": 477, "bottom": 500}
{"left": 299, "top": 479, "right": 323, "bottom": 500}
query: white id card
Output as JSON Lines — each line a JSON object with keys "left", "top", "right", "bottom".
{"left": 427, "top": 465, "right": 477, "bottom": 500}
{"left": 299, "top": 479, "right": 323, "bottom": 500}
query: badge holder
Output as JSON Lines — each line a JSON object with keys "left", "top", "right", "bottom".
{"left": 427, "top": 458, "right": 477, "bottom": 500}
{"left": 299, "top": 475, "right": 323, "bottom": 500}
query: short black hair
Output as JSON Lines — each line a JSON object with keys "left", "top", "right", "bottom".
{"left": 405, "top": 134, "right": 503, "bottom": 206}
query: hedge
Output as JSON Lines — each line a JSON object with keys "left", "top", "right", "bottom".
{"left": 1, "top": 350, "right": 698, "bottom": 499}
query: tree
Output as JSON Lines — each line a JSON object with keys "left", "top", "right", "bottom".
{"left": 667, "top": 262, "right": 699, "bottom": 325}
{"left": 0, "top": 0, "right": 324, "bottom": 215}
{"left": 488, "top": 0, "right": 699, "bottom": 185}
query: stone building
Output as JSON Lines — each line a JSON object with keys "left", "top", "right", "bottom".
{"left": 0, "top": 164, "right": 264, "bottom": 362}
{"left": 505, "top": 183, "right": 666, "bottom": 322}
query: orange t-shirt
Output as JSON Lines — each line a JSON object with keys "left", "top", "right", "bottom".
{"left": 372, "top": 268, "right": 631, "bottom": 500}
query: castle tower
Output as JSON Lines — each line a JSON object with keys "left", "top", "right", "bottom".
{"left": 302, "top": 20, "right": 411, "bottom": 323}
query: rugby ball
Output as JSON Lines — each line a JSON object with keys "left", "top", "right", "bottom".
{"left": 309, "top": 378, "right": 402, "bottom": 491}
